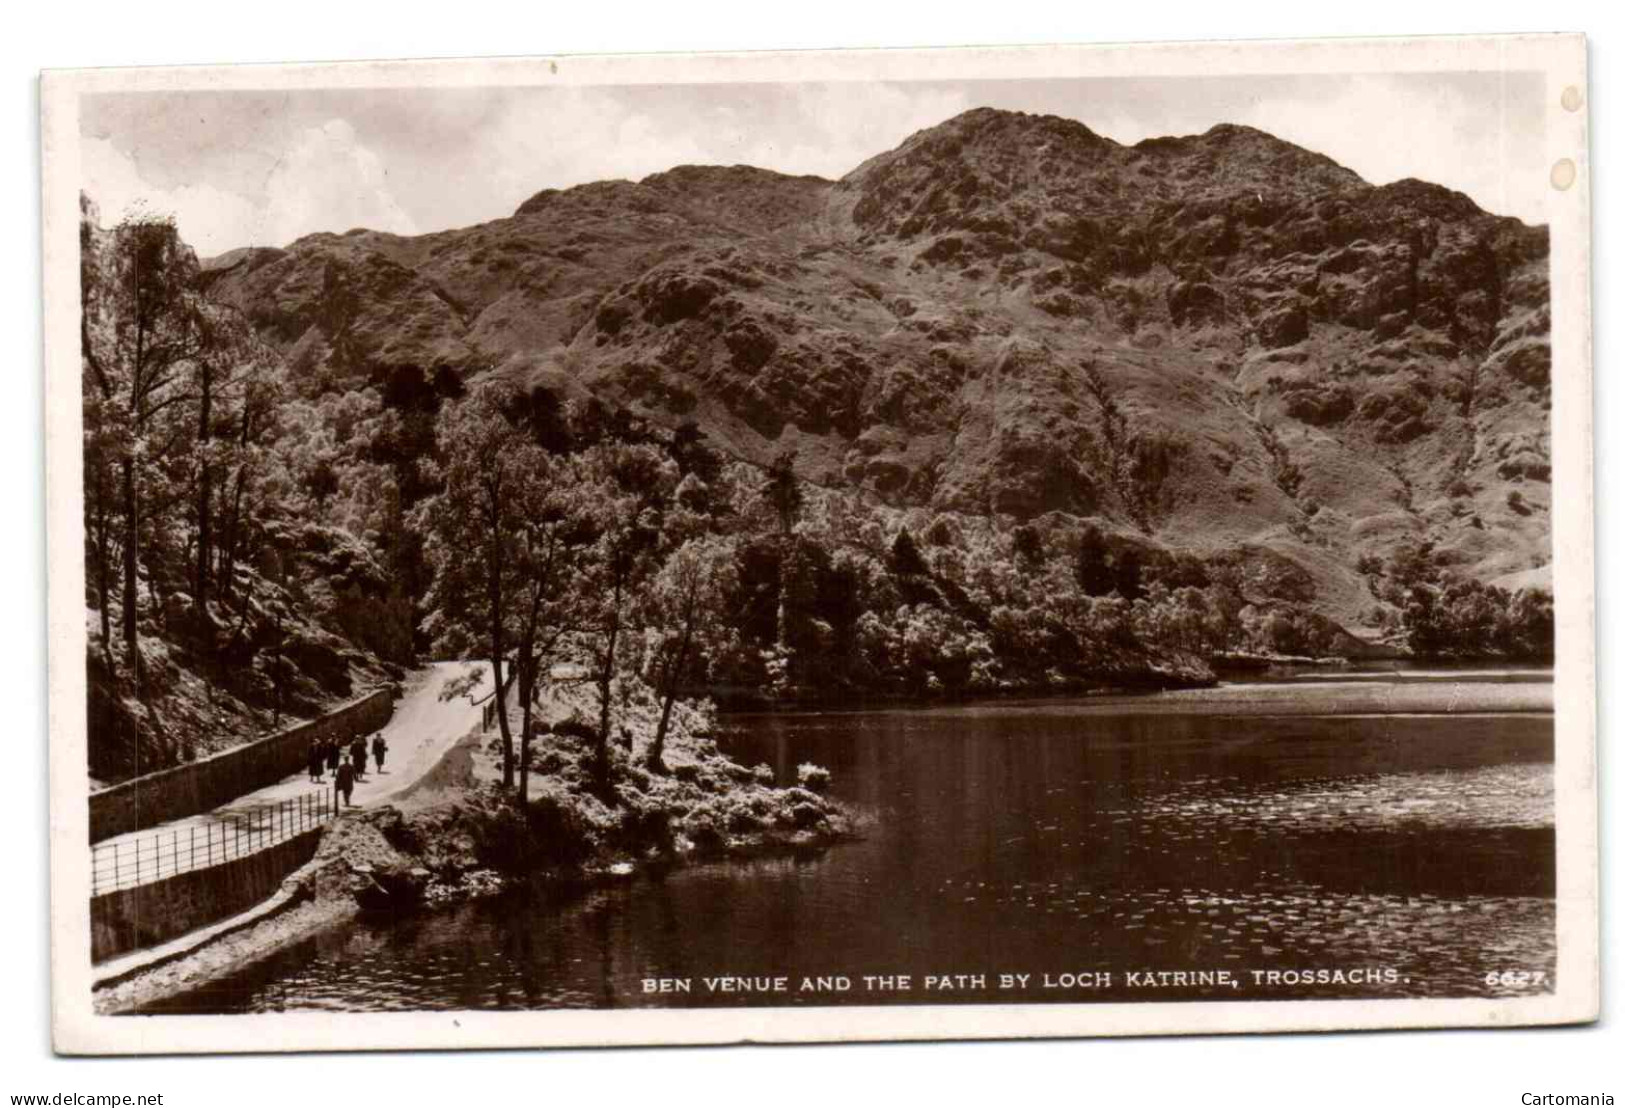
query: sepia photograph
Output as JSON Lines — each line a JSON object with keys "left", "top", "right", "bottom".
{"left": 40, "top": 32, "right": 1596, "bottom": 1054}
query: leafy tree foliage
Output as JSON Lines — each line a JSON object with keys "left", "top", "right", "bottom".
{"left": 764, "top": 448, "right": 803, "bottom": 535}
{"left": 572, "top": 441, "right": 679, "bottom": 792}
{"left": 1403, "top": 580, "right": 1552, "bottom": 660}
{"left": 413, "top": 381, "right": 542, "bottom": 787}
{"left": 80, "top": 201, "right": 417, "bottom": 779}
{"left": 633, "top": 536, "right": 739, "bottom": 770}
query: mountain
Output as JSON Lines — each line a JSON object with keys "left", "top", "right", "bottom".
{"left": 201, "top": 107, "right": 1552, "bottom": 638}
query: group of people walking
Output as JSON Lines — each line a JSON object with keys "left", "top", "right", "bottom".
{"left": 307, "top": 731, "right": 389, "bottom": 807}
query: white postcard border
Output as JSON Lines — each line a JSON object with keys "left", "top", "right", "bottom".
{"left": 43, "top": 31, "right": 1595, "bottom": 1054}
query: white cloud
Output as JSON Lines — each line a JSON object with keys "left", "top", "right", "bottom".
{"left": 467, "top": 88, "right": 719, "bottom": 211}
{"left": 81, "top": 76, "right": 1548, "bottom": 255}
{"left": 81, "top": 137, "right": 262, "bottom": 255}
{"left": 82, "top": 119, "right": 420, "bottom": 254}
{"left": 1233, "top": 76, "right": 1545, "bottom": 225}
{"left": 1005, "top": 74, "right": 1545, "bottom": 225}
{"left": 767, "top": 82, "right": 974, "bottom": 178}
{"left": 452, "top": 82, "right": 974, "bottom": 221}
{"left": 262, "top": 119, "right": 419, "bottom": 244}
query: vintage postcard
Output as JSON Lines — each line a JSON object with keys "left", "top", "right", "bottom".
{"left": 43, "top": 33, "right": 1596, "bottom": 1053}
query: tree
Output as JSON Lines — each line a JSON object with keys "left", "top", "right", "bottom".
{"left": 81, "top": 205, "right": 117, "bottom": 656}
{"left": 1011, "top": 524, "right": 1045, "bottom": 571}
{"left": 84, "top": 210, "right": 208, "bottom": 681}
{"left": 1503, "top": 587, "right": 1554, "bottom": 659}
{"left": 1075, "top": 524, "right": 1115, "bottom": 597}
{"left": 82, "top": 385, "right": 118, "bottom": 656}
{"left": 316, "top": 259, "right": 363, "bottom": 387}
{"left": 81, "top": 206, "right": 287, "bottom": 693}
{"left": 1400, "top": 577, "right": 1553, "bottom": 661}
{"left": 188, "top": 305, "right": 281, "bottom": 623}
{"left": 764, "top": 448, "right": 803, "bottom": 535}
{"left": 509, "top": 451, "right": 589, "bottom": 804}
{"left": 1113, "top": 545, "right": 1146, "bottom": 602}
{"left": 670, "top": 420, "right": 724, "bottom": 486}
{"left": 414, "top": 382, "right": 533, "bottom": 786}
{"left": 568, "top": 435, "right": 676, "bottom": 789}
{"left": 1388, "top": 537, "right": 1439, "bottom": 588}
{"left": 636, "top": 537, "right": 738, "bottom": 771}
{"left": 891, "top": 528, "right": 928, "bottom": 576}
{"left": 213, "top": 370, "right": 283, "bottom": 607}
{"left": 573, "top": 442, "right": 678, "bottom": 793}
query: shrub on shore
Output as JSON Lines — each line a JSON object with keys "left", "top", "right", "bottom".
{"left": 452, "top": 678, "right": 852, "bottom": 875}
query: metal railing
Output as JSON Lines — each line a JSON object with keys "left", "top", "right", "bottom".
{"left": 90, "top": 789, "right": 338, "bottom": 897}
{"left": 89, "top": 685, "right": 395, "bottom": 843}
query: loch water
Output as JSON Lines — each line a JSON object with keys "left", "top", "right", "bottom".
{"left": 141, "top": 668, "right": 1556, "bottom": 1013}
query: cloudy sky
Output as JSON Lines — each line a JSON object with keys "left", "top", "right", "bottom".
{"left": 80, "top": 72, "right": 1546, "bottom": 257}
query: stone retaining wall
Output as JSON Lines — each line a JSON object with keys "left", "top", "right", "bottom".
{"left": 89, "top": 686, "right": 397, "bottom": 843}
{"left": 89, "top": 827, "right": 324, "bottom": 964}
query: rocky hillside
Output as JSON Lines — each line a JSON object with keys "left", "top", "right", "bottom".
{"left": 202, "top": 107, "right": 1552, "bottom": 638}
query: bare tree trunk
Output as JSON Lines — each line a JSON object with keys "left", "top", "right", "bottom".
{"left": 648, "top": 683, "right": 680, "bottom": 772}
{"left": 647, "top": 616, "right": 694, "bottom": 772}
{"left": 148, "top": 545, "right": 165, "bottom": 631}
{"left": 124, "top": 266, "right": 147, "bottom": 686}
{"left": 94, "top": 460, "right": 112, "bottom": 651}
{"left": 488, "top": 559, "right": 514, "bottom": 788}
{"left": 191, "top": 497, "right": 209, "bottom": 632}
{"left": 219, "top": 465, "right": 246, "bottom": 605}
{"left": 517, "top": 655, "right": 535, "bottom": 805}
{"left": 593, "top": 575, "right": 623, "bottom": 795}
{"left": 120, "top": 456, "right": 139, "bottom": 675}
{"left": 272, "top": 606, "right": 285, "bottom": 726}
{"left": 219, "top": 406, "right": 251, "bottom": 605}
{"left": 194, "top": 360, "right": 212, "bottom": 618}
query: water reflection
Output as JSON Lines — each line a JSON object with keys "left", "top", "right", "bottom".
{"left": 142, "top": 674, "right": 1555, "bottom": 1013}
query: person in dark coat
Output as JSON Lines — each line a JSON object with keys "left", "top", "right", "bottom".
{"left": 336, "top": 756, "right": 356, "bottom": 807}
{"left": 325, "top": 737, "right": 341, "bottom": 775}
{"left": 350, "top": 735, "right": 369, "bottom": 779}
{"left": 308, "top": 738, "right": 324, "bottom": 783}
{"left": 372, "top": 733, "right": 388, "bottom": 773}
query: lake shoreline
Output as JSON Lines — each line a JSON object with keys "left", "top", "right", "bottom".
{"left": 99, "top": 698, "right": 860, "bottom": 1015}
{"left": 101, "top": 794, "right": 863, "bottom": 1016}
{"left": 107, "top": 668, "right": 1553, "bottom": 1015}
{"left": 717, "top": 665, "right": 1554, "bottom": 722}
